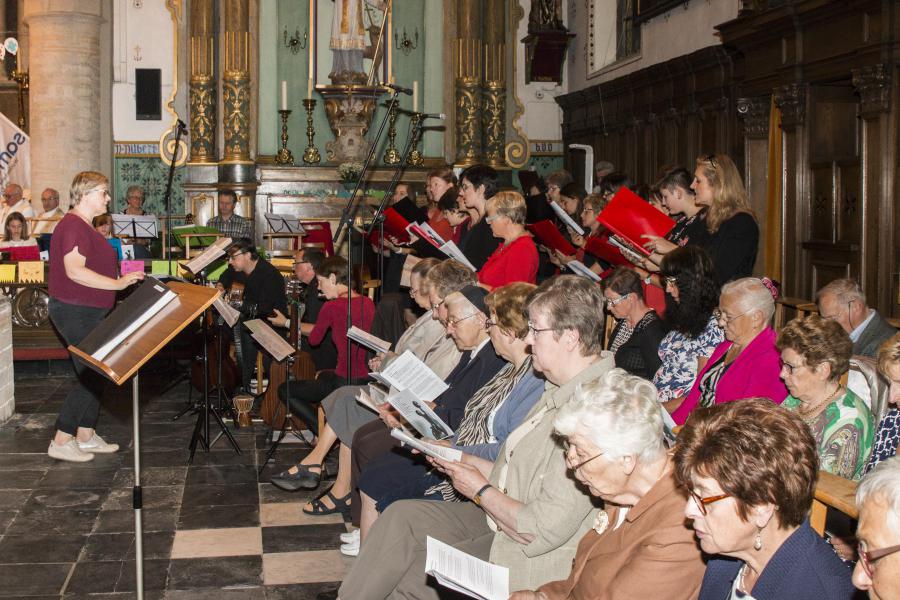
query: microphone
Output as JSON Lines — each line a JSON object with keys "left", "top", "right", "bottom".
{"left": 414, "top": 112, "right": 446, "bottom": 120}
{"left": 176, "top": 119, "right": 187, "bottom": 132}
{"left": 385, "top": 83, "right": 413, "bottom": 95}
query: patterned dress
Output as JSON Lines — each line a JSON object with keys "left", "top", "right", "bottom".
{"left": 864, "top": 407, "right": 900, "bottom": 475}
{"left": 783, "top": 389, "right": 875, "bottom": 481}
{"left": 653, "top": 315, "right": 724, "bottom": 403}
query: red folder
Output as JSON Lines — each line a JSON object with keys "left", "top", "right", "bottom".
{"left": 527, "top": 220, "right": 576, "bottom": 256}
{"left": 583, "top": 233, "right": 630, "bottom": 267}
{"left": 596, "top": 188, "right": 675, "bottom": 256}
{"left": 381, "top": 207, "right": 412, "bottom": 243}
{"left": 2, "top": 245, "right": 40, "bottom": 261}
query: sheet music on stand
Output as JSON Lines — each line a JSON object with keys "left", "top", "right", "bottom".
{"left": 212, "top": 294, "right": 240, "bottom": 327}
{"left": 182, "top": 236, "right": 233, "bottom": 275}
{"left": 264, "top": 213, "right": 306, "bottom": 235}
{"left": 244, "top": 319, "right": 295, "bottom": 362}
{"left": 112, "top": 214, "right": 159, "bottom": 239}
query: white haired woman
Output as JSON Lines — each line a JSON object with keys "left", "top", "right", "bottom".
{"left": 510, "top": 369, "right": 705, "bottom": 600}
{"left": 669, "top": 277, "right": 788, "bottom": 424}
{"left": 854, "top": 456, "right": 900, "bottom": 599}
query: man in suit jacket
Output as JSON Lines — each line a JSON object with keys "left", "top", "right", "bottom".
{"left": 817, "top": 278, "right": 896, "bottom": 358}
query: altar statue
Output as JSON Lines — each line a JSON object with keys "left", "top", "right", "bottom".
{"left": 330, "top": 0, "right": 386, "bottom": 84}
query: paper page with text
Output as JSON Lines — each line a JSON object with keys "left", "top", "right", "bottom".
{"left": 377, "top": 350, "right": 448, "bottom": 402}
{"left": 244, "top": 319, "right": 295, "bottom": 362}
{"left": 549, "top": 201, "right": 585, "bottom": 236}
{"left": 387, "top": 388, "right": 454, "bottom": 439}
{"left": 347, "top": 326, "right": 392, "bottom": 354}
{"left": 212, "top": 294, "right": 241, "bottom": 327}
{"left": 183, "top": 236, "right": 233, "bottom": 275}
{"left": 390, "top": 428, "right": 462, "bottom": 462}
{"left": 439, "top": 241, "right": 477, "bottom": 271}
{"left": 425, "top": 537, "right": 509, "bottom": 600}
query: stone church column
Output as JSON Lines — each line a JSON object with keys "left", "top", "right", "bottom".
{"left": 455, "top": 0, "right": 483, "bottom": 166}
{"left": 481, "top": 0, "right": 505, "bottom": 168}
{"left": 190, "top": 0, "right": 217, "bottom": 163}
{"left": 23, "top": 1, "right": 103, "bottom": 200}
{"left": 221, "top": 0, "right": 252, "bottom": 183}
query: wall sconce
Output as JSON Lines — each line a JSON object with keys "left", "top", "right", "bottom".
{"left": 394, "top": 27, "right": 419, "bottom": 55}
{"left": 283, "top": 27, "right": 308, "bottom": 55}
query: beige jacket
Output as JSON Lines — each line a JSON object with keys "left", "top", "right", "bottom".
{"left": 487, "top": 353, "right": 615, "bottom": 591}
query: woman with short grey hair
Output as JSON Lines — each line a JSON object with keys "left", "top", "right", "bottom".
{"left": 669, "top": 277, "right": 788, "bottom": 424}
{"left": 510, "top": 369, "right": 705, "bottom": 599}
{"left": 854, "top": 456, "right": 900, "bottom": 598}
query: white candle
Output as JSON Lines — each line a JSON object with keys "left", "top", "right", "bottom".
{"left": 307, "top": 77, "right": 313, "bottom": 100}
{"left": 281, "top": 80, "right": 288, "bottom": 111}
{"left": 412, "top": 81, "right": 419, "bottom": 113}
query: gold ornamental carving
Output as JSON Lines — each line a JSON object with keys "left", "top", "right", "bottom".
{"left": 321, "top": 86, "right": 383, "bottom": 163}
{"left": 223, "top": 70, "right": 251, "bottom": 161}
{"left": 189, "top": 74, "right": 216, "bottom": 162}
{"left": 482, "top": 81, "right": 505, "bottom": 168}
{"left": 456, "top": 78, "right": 481, "bottom": 166}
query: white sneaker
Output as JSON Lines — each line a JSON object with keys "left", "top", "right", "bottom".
{"left": 340, "top": 537, "right": 360, "bottom": 557}
{"left": 48, "top": 440, "right": 94, "bottom": 463}
{"left": 340, "top": 529, "right": 360, "bottom": 544}
{"left": 77, "top": 434, "right": 119, "bottom": 454}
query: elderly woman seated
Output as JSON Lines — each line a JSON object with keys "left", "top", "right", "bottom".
{"left": 853, "top": 456, "right": 900, "bottom": 599}
{"left": 670, "top": 277, "right": 788, "bottom": 424}
{"left": 777, "top": 315, "right": 875, "bottom": 480}
{"left": 333, "top": 276, "right": 615, "bottom": 600}
{"left": 601, "top": 268, "right": 664, "bottom": 380}
{"left": 865, "top": 332, "right": 900, "bottom": 474}
{"left": 509, "top": 369, "right": 705, "bottom": 600}
{"left": 675, "top": 398, "right": 857, "bottom": 600}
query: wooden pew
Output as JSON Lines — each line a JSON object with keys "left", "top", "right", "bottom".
{"left": 774, "top": 297, "right": 818, "bottom": 330}
{"left": 810, "top": 470, "right": 858, "bottom": 536}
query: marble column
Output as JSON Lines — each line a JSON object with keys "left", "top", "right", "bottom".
{"left": 222, "top": 0, "right": 251, "bottom": 165}
{"left": 189, "top": 0, "right": 217, "bottom": 163}
{"left": 455, "top": 0, "right": 483, "bottom": 166}
{"left": 23, "top": 0, "right": 103, "bottom": 201}
{"left": 481, "top": 0, "right": 506, "bottom": 168}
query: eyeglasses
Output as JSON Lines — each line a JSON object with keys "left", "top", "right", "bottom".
{"left": 562, "top": 440, "right": 604, "bottom": 471}
{"left": 857, "top": 541, "right": 900, "bottom": 577}
{"left": 485, "top": 214, "right": 501, "bottom": 223}
{"left": 431, "top": 298, "right": 445, "bottom": 311}
{"left": 580, "top": 207, "right": 595, "bottom": 215}
{"left": 704, "top": 154, "right": 719, "bottom": 170}
{"left": 527, "top": 321, "right": 555, "bottom": 336}
{"left": 779, "top": 358, "right": 804, "bottom": 375}
{"left": 227, "top": 252, "right": 247, "bottom": 262}
{"left": 91, "top": 188, "right": 111, "bottom": 197}
{"left": 713, "top": 307, "right": 751, "bottom": 325}
{"left": 484, "top": 318, "right": 496, "bottom": 328}
{"left": 606, "top": 293, "right": 630, "bottom": 307}
{"left": 446, "top": 312, "right": 478, "bottom": 327}
{"left": 293, "top": 260, "right": 310, "bottom": 267}
{"left": 689, "top": 490, "right": 731, "bottom": 516}
{"left": 820, "top": 300, "right": 853, "bottom": 322}
{"left": 664, "top": 276, "right": 678, "bottom": 287}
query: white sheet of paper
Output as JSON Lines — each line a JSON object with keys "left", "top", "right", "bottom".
{"left": 567, "top": 260, "right": 601, "bottom": 281}
{"left": 390, "top": 428, "right": 462, "bottom": 462}
{"left": 387, "top": 388, "right": 454, "bottom": 439}
{"left": 425, "top": 537, "right": 509, "bottom": 600}
{"left": 550, "top": 201, "right": 585, "bottom": 236}
{"left": 419, "top": 221, "right": 447, "bottom": 246}
{"left": 377, "top": 350, "right": 449, "bottom": 403}
{"left": 244, "top": 319, "right": 295, "bottom": 362}
{"left": 347, "top": 326, "right": 392, "bottom": 354}
{"left": 439, "top": 240, "right": 477, "bottom": 271}
{"left": 183, "top": 236, "right": 233, "bottom": 275}
{"left": 212, "top": 294, "right": 240, "bottom": 327}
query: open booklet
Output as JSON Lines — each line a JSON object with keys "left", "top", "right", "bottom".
{"left": 347, "top": 326, "right": 392, "bottom": 354}
{"left": 550, "top": 200, "right": 585, "bottom": 236}
{"left": 425, "top": 537, "right": 509, "bottom": 600}
{"left": 370, "top": 350, "right": 449, "bottom": 403}
{"left": 439, "top": 240, "right": 477, "bottom": 271}
{"left": 182, "top": 236, "right": 233, "bottom": 276}
{"left": 387, "top": 388, "right": 454, "bottom": 439}
{"left": 390, "top": 428, "right": 462, "bottom": 462}
{"left": 567, "top": 260, "right": 601, "bottom": 282}
{"left": 355, "top": 386, "right": 387, "bottom": 412}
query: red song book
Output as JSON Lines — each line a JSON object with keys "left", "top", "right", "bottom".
{"left": 380, "top": 207, "right": 413, "bottom": 243}
{"left": 583, "top": 232, "right": 631, "bottom": 267}
{"left": 527, "top": 220, "right": 576, "bottom": 256}
{"left": 596, "top": 188, "right": 675, "bottom": 256}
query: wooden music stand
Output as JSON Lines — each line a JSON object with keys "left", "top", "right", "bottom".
{"left": 69, "top": 281, "right": 219, "bottom": 600}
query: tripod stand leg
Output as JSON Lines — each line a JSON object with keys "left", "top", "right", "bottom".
{"left": 258, "top": 393, "right": 293, "bottom": 476}
{"left": 207, "top": 403, "right": 242, "bottom": 454}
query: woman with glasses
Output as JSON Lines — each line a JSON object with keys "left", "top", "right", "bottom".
{"left": 549, "top": 193, "right": 608, "bottom": 277}
{"left": 864, "top": 333, "right": 900, "bottom": 474}
{"left": 457, "top": 164, "right": 502, "bottom": 271}
{"left": 46, "top": 171, "right": 145, "bottom": 463}
{"left": 653, "top": 246, "right": 724, "bottom": 404}
{"left": 478, "top": 191, "right": 539, "bottom": 290}
{"left": 510, "top": 369, "right": 705, "bottom": 600}
{"left": 675, "top": 398, "right": 857, "bottom": 600}
{"left": 669, "top": 277, "right": 788, "bottom": 424}
{"left": 854, "top": 456, "right": 900, "bottom": 598}
{"left": 690, "top": 153, "right": 759, "bottom": 284}
{"left": 777, "top": 315, "right": 874, "bottom": 480}
{"left": 601, "top": 267, "right": 664, "bottom": 380}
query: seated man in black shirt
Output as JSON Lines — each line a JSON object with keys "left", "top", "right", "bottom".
{"left": 218, "top": 238, "right": 288, "bottom": 393}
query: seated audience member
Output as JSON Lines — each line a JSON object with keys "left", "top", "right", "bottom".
{"left": 690, "top": 154, "right": 759, "bottom": 284}
{"left": 2, "top": 183, "right": 34, "bottom": 220}
{"left": 675, "top": 399, "right": 858, "bottom": 600}
{"left": 92, "top": 214, "right": 114, "bottom": 240}
{"left": 478, "top": 191, "right": 538, "bottom": 290}
{"left": 336, "top": 275, "right": 615, "bottom": 599}
{"left": 653, "top": 246, "right": 724, "bottom": 404}
{"left": 457, "top": 164, "right": 501, "bottom": 270}
{"left": 436, "top": 186, "right": 468, "bottom": 244}
{"left": 778, "top": 315, "right": 874, "bottom": 480}
{"left": 817, "top": 278, "right": 897, "bottom": 358}
{"left": 853, "top": 456, "right": 900, "bottom": 599}
{"left": 865, "top": 333, "right": 900, "bottom": 474}
{"left": 670, "top": 277, "right": 788, "bottom": 423}
{"left": 32, "top": 187, "right": 64, "bottom": 235}
{"left": 206, "top": 189, "right": 252, "bottom": 240}
{"left": 2, "top": 212, "right": 38, "bottom": 247}
{"left": 601, "top": 267, "right": 664, "bottom": 380}
{"left": 510, "top": 369, "right": 705, "bottom": 600}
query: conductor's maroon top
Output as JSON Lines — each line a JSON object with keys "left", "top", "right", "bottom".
{"left": 309, "top": 295, "right": 376, "bottom": 379}
{"left": 49, "top": 213, "right": 118, "bottom": 309}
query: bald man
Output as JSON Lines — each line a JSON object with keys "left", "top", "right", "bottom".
{"left": 2, "top": 183, "right": 35, "bottom": 222}
{"left": 32, "top": 188, "right": 64, "bottom": 235}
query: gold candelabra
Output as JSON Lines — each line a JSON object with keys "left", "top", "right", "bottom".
{"left": 10, "top": 68, "right": 28, "bottom": 130}
{"left": 406, "top": 113, "right": 425, "bottom": 166}
{"left": 302, "top": 99, "right": 321, "bottom": 165}
{"left": 382, "top": 101, "right": 401, "bottom": 165}
{"left": 275, "top": 109, "right": 295, "bottom": 165}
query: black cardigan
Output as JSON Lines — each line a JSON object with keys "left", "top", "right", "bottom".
{"left": 703, "top": 211, "right": 759, "bottom": 285}
{"left": 608, "top": 311, "right": 666, "bottom": 381}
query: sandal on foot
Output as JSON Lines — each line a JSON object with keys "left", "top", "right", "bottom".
{"left": 270, "top": 463, "right": 322, "bottom": 492}
{"left": 303, "top": 489, "right": 351, "bottom": 516}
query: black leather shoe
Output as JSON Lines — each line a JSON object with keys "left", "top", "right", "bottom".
{"left": 269, "top": 464, "right": 322, "bottom": 491}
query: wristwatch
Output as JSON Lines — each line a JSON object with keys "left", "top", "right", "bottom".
{"left": 473, "top": 484, "right": 493, "bottom": 506}
{"left": 643, "top": 276, "right": 652, "bottom": 285}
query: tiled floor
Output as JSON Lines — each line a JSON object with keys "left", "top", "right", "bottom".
{"left": 0, "top": 371, "right": 353, "bottom": 598}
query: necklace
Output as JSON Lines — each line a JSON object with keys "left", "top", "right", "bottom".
{"left": 798, "top": 383, "right": 843, "bottom": 418}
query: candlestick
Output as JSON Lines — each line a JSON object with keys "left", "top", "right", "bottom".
{"left": 275, "top": 109, "right": 294, "bottom": 165}
{"left": 406, "top": 113, "right": 425, "bottom": 167}
{"left": 302, "top": 99, "right": 321, "bottom": 165}
{"left": 281, "top": 80, "right": 288, "bottom": 111}
{"left": 412, "top": 80, "right": 419, "bottom": 113}
{"left": 383, "top": 101, "right": 401, "bottom": 165}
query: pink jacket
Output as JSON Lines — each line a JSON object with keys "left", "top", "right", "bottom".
{"left": 672, "top": 326, "right": 788, "bottom": 425}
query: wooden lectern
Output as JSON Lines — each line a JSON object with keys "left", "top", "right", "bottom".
{"left": 69, "top": 281, "right": 219, "bottom": 600}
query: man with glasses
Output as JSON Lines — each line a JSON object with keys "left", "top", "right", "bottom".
{"left": 218, "top": 238, "right": 287, "bottom": 393}
{"left": 816, "top": 278, "right": 896, "bottom": 358}
{"left": 854, "top": 456, "right": 900, "bottom": 598}
{"left": 32, "top": 187, "right": 64, "bottom": 235}
{"left": 1, "top": 182, "right": 34, "bottom": 225}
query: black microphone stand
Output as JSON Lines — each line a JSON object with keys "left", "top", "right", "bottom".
{"left": 332, "top": 88, "right": 401, "bottom": 384}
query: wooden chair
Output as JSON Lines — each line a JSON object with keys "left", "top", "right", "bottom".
{"left": 810, "top": 471, "right": 858, "bottom": 536}
{"left": 774, "top": 297, "right": 818, "bottom": 330}
{"left": 886, "top": 317, "right": 900, "bottom": 330}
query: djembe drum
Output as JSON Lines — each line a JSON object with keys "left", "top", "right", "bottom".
{"left": 232, "top": 394, "right": 254, "bottom": 428}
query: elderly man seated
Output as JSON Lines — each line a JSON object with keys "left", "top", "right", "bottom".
{"left": 854, "top": 456, "right": 900, "bottom": 599}
{"left": 817, "top": 278, "right": 896, "bottom": 358}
